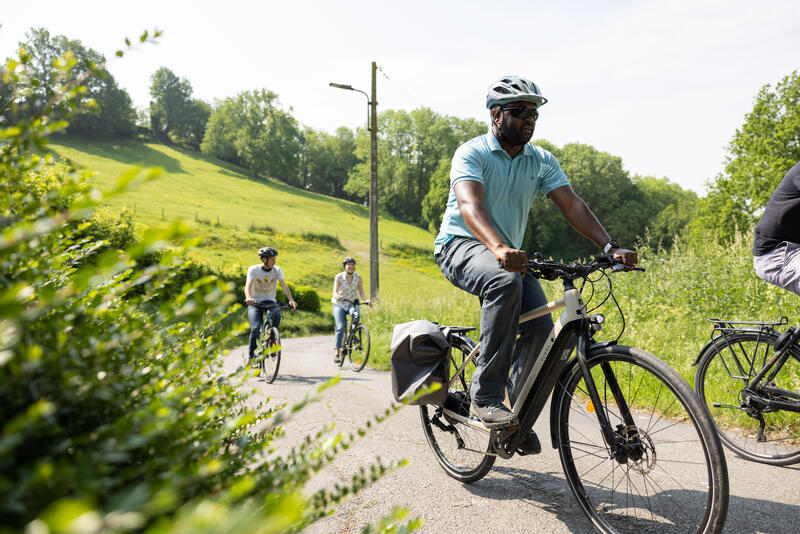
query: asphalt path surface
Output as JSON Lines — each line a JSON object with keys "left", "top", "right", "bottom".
{"left": 226, "top": 336, "right": 800, "bottom": 534}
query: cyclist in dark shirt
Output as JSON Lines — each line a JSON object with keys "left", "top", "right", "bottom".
{"left": 753, "top": 161, "right": 800, "bottom": 295}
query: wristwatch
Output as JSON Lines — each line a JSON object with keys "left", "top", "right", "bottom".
{"left": 603, "top": 240, "right": 619, "bottom": 254}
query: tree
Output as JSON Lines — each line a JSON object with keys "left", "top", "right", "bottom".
{"left": 4, "top": 27, "right": 136, "bottom": 137}
{"left": 692, "top": 71, "right": 800, "bottom": 241}
{"left": 301, "top": 126, "right": 359, "bottom": 198}
{"left": 179, "top": 98, "right": 211, "bottom": 149}
{"left": 420, "top": 157, "right": 453, "bottom": 231}
{"left": 150, "top": 67, "right": 198, "bottom": 145}
{"left": 633, "top": 175, "right": 698, "bottom": 249}
{"left": 201, "top": 89, "right": 302, "bottom": 181}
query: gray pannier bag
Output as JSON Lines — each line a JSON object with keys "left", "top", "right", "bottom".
{"left": 390, "top": 320, "right": 450, "bottom": 406}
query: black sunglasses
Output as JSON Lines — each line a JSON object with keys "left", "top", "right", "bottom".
{"left": 501, "top": 106, "right": 539, "bottom": 121}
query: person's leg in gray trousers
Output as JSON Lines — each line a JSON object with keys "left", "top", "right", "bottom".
{"left": 437, "top": 237, "right": 552, "bottom": 406}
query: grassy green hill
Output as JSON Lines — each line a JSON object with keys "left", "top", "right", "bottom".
{"left": 49, "top": 136, "right": 480, "bottom": 367}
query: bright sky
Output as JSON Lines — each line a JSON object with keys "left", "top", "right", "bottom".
{"left": 2, "top": 0, "right": 798, "bottom": 194}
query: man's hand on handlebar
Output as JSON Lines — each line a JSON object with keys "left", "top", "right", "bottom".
{"left": 609, "top": 247, "right": 638, "bottom": 267}
{"left": 288, "top": 299, "right": 298, "bottom": 310}
{"left": 495, "top": 246, "right": 527, "bottom": 273}
{"left": 245, "top": 298, "right": 255, "bottom": 306}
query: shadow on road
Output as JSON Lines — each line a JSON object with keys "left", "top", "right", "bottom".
{"left": 725, "top": 493, "right": 800, "bottom": 534}
{"left": 267, "top": 374, "right": 372, "bottom": 386}
{"left": 466, "top": 464, "right": 800, "bottom": 534}
{"left": 463, "top": 466, "right": 589, "bottom": 531}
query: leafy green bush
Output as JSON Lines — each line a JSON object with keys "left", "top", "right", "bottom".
{"left": 81, "top": 206, "right": 138, "bottom": 250}
{"left": 276, "top": 282, "right": 321, "bottom": 312}
{"left": 0, "top": 35, "right": 412, "bottom": 534}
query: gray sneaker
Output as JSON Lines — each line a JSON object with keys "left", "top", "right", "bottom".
{"left": 469, "top": 402, "right": 519, "bottom": 429}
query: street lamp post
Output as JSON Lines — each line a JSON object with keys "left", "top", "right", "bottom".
{"left": 329, "top": 62, "right": 379, "bottom": 304}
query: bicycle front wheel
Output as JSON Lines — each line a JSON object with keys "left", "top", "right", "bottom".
{"left": 695, "top": 330, "right": 800, "bottom": 466}
{"left": 554, "top": 345, "right": 728, "bottom": 534}
{"left": 348, "top": 324, "right": 370, "bottom": 372}
{"left": 261, "top": 327, "right": 281, "bottom": 383}
{"left": 419, "top": 335, "right": 494, "bottom": 483}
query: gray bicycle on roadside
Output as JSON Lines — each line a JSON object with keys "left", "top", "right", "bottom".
{"left": 419, "top": 254, "right": 729, "bottom": 534}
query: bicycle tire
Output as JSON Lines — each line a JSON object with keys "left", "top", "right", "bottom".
{"left": 554, "top": 345, "right": 728, "bottom": 534}
{"left": 348, "top": 324, "right": 370, "bottom": 372}
{"left": 695, "top": 330, "right": 800, "bottom": 466}
{"left": 261, "top": 326, "right": 281, "bottom": 384}
{"left": 419, "top": 335, "right": 495, "bottom": 483}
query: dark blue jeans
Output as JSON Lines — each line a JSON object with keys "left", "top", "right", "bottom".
{"left": 248, "top": 300, "right": 281, "bottom": 359}
{"left": 436, "top": 237, "right": 553, "bottom": 405}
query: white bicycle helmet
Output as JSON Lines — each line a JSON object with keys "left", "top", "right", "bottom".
{"left": 486, "top": 76, "right": 548, "bottom": 109}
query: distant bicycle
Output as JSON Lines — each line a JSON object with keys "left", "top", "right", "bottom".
{"left": 694, "top": 317, "right": 800, "bottom": 466}
{"left": 336, "top": 299, "right": 371, "bottom": 372}
{"left": 249, "top": 301, "right": 290, "bottom": 383}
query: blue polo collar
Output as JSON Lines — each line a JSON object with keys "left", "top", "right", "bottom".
{"left": 486, "top": 130, "right": 535, "bottom": 158}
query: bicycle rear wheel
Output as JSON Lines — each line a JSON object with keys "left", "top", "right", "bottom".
{"left": 695, "top": 330, "right": 800, "bottom": 466}
{"left": 348, "top": 324, "right": 370, "bottom": 372}
{"left": 419, "top": 335, "right": 494, "bottom": 483}
{"left": 554, "top": 345, "right": 728, "bottom": 534}
{"left": 261, "top": 326, "right": 281, "bottom": 383}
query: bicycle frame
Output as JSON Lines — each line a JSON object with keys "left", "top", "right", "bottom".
{"left": 442, "top": 278, "right": 631, "bottom": 455}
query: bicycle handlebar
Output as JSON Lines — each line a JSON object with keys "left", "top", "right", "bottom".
{"left": 526, "top": 253, "right": 644, "bottom": 281}
{"left": 252, "top": 301, "right": 292, "bottom": 310}
{"left": 339, "top": 299, "right": 371, "bottom": 307}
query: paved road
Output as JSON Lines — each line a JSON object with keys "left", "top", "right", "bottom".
{"left": 225, "top": 336, "right": 800, "bottom": 533}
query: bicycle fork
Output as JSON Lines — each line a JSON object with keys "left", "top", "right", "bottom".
{"left": 575, "top": 336, "right": 646, "bottom": 465}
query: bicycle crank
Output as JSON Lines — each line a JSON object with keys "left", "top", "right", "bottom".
{"left": 490, "top": 428, "right": 521, "bottom": 459}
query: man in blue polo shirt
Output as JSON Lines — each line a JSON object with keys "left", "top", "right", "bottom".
{"left": 435, "top": 76, "right": 637, "bottom": 452}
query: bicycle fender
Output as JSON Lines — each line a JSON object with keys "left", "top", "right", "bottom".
{"left": 448, "top": 332, "right": 477, "bottom": 352}
{"left": 692, "top": 339, "right": 718, "bottom": 366}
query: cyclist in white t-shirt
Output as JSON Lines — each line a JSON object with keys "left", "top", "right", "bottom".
{"left": 331, "top": 256, "right": 368, "bottom": 362}
{"left": 245, "top": 247, "right": 297, "bottom": 364}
